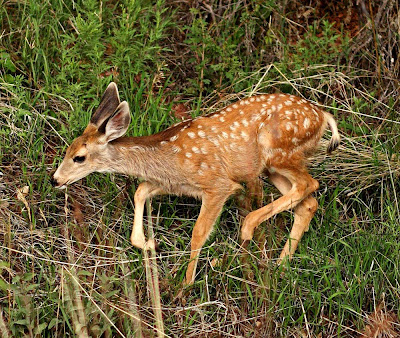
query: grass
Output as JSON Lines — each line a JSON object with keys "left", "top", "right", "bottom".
{"left": 1, "top": 0, "right": 400, "bottom": 336}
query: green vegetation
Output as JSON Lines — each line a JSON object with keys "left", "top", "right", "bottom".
{"left": 1, "top": 0, "right": 399, "bottom": 336}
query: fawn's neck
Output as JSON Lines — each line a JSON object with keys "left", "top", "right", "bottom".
{"left": 107, "top": 136, "right": 182, "bottom": 188}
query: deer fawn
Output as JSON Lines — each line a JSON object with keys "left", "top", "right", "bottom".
{"left": 52, "top": 82, "right": 340, "bottom": 284}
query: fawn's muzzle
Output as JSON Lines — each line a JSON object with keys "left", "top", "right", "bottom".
{"left": 50, "top": 176, "right": 58, "bottom": 187}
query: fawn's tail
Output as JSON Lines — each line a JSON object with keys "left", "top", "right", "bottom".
{"left": 324, "top": 112, "right": 340, "bottom": 153}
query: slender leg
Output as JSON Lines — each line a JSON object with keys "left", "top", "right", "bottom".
{"left": 131, "top": 182, "right": 164, "bottom": 249}
{"left": 185, "top": 193, "right": 228, "bottom": 285}
{"left": 267, "top": 173, "right": 319, "bottom": 261}
{"left": 241, "top": 168, "right": 319, "bottom": 244}
{"left": 237, "top": 178, "right": 264, "bottom": 215}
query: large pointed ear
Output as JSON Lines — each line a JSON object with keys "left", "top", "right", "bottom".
{"left": 90, "top": 82, "right": 120, "bottom": 128}
{"left": 104, "top": 101, "right": 131, "bottom": 142}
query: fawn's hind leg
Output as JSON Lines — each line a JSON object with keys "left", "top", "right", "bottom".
{"left": 241, "top": 167, "right": 319, "bottom": 248}
{"left": 236, "top": 178, "right": 264, "bottom": 215}
{"left": 267, "top": 172, "right": 318, "bottom": 260}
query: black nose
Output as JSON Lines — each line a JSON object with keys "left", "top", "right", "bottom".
{"left": 50, "top": 177, "right": 57, "bottom": 187}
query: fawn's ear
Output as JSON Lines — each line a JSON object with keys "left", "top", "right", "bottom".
{"left": 104, "top": 101, "right": 131, "bottom": 142}
{"left": 90, "top": 82, "right": 120, "bottom": 128}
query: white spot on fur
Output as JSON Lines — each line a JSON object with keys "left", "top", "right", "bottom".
{"left": 256, "top": 97, "right": 261, "bottom": 102}
{"left": 230, "top": 132, "right": 236, "bottom": 139}
{"left": 200, "top": 162, "right": 208, "bottom": 170}
{"left": 269, "top": 95, "right": 275, "bottom": 99}
{"left": 233, "top": 104, "right": 238, "bottom": 109}
{"left": 211, "top": 126, "right": 217, "bottom": 132}
{"left": 285, "top": 101, "right": 293, "bottom": 106}
{"left": 251, "top": 114, "right": 261, "bottom": 122}
{"left": 286, "top": 123, "right": 292, "bottom": 131}
{"left": 285, "top": 110, "right": 292, "bottom": 116}
{"left": 222, "top": 131, "right": 229, "bottom": 139}
{"left": 219, "top": 116, "right": 225, "bottom": 122}
{"left": 242, "top": 119, "right": 249, "bottom": 127}
{"left": 198, "top": 130, "right": 206, "bottom": 138}
{"left": 271, "top": 105, "right": 276, "bottom": 112}
{"left": 259, "top": 122, "right": 265, "bottom": 129}
{"left": 185, "top": 152, "right": 192, "bottom": 158}
{"left": 209, "top": 137, "right": 219, "bottom": 146}
{"left": 240, "top": 100, "right": 245, "bottom": 105}
{"left": 201, "top": 147, "right": 208, "bottom": 154}
{"left": 239, "top": 110, "right": 244, "bottom": 115}
{"left": 303, "top": 117, "right": 310, "bottom": 128}
{"left": 277, "top": 104, "right": 283, "bottom": 110}
{"left": 170, "top": 135, "right": 178, "bottom": 142}
{"left": 241, "top": 131, "right": 249, "bottom": 141}
{"left": 260, "top": 95, "right": 266, "bottom": 100}
{"left": 172, "top": 145, "right": 181, "bottom": 153}
{"left": 227, "top": 107, "right": 232, "bottom": 112}
{"left": 160, "top": 141, "right": 168, "bottom": 145}
{"left": 192, "top": 146, "right": 200, "bottom": 153}
{"left": 250, "top": 97, "right": 255, "bottom": 102}
{"left": 292, "top": 137, "right": 300, "bottom": 145}
{"left": 188, "top": 132, "right": 196, "bottom": 139}
{"left": 234, "top": 121, "right": 240, "bottom": 128}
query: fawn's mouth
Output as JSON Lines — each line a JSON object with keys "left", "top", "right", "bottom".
{"left": 51, "top": 176, "right": 68, "bottom": 189}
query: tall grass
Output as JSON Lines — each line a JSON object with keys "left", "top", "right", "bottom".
{"left": 1, "top": 0, "right": 399, "bottom": 336}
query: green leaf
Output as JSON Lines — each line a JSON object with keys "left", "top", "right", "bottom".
{"left": 0, "top": 279, "right": 10, "bottom": 291}
{"left": 34, "top": 322, "right": 48, "bottom": 335}
{"left": 48, "top": 317, "right": 60, "bottom": 330}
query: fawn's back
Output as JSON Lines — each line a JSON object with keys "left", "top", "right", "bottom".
{"left": 150, "top": 93, "right": 334, "bottom": 193}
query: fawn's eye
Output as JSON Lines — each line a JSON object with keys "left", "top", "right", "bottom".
{"left": 73, "top": 156, "right": 86, "bottom": 163}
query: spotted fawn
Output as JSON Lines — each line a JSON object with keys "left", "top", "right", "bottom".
{"left": 52, "top": 82, "right": 340, "bottom": 284}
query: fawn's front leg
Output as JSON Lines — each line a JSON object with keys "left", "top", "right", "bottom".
{"left": 131, "top": 182, "right": 164, "bottom": 249}
{"left": 185, "top": 193, "right": 228, "bottom": 285}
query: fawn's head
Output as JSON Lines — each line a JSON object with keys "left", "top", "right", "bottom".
{"left": 52, "top": 82, "right": 131, "bottom": 188}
